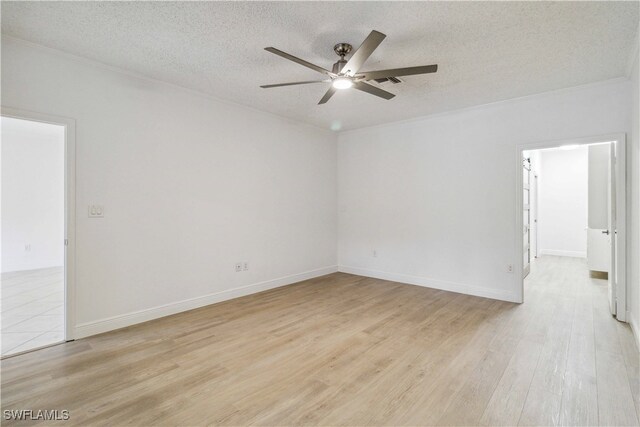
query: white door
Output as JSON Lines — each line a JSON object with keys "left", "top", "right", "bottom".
{"left": 607, "top": 142, "right": 616, "bottom": 316}
{"left": 587, "top": 228, "right": 610, "bottom": 272}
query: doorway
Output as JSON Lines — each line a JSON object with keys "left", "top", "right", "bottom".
{"left": 516, "top": 134, "right": 626, "bottom": 321}
{"left": 1, "top": 108, "right": 76, "bottom": 356}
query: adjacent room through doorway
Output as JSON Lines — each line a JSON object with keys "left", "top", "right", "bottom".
{"left": 1, "top": 116, "right": 66, "bottom": 356}
{"left": 521, "top": 139, "right": 625, "bottom": 320}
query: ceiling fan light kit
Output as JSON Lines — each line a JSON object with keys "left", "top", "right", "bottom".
{"left": 332, "top": 78, "right": 353, "bottom": 90}
{"left": 261, "top": 30, "right": 438, "bottom": 105}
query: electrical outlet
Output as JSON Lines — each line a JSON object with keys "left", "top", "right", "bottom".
{"left": 235, "top": 263, "right": 242, "bottom": 272}
{"left": 88, "top": 204, "right": 104, "bottom": 218}
{"left": 507, "top": 264, "right": 513, "bottom": 273}
{"left": 243, "top": 262, "right": 249, "bottom": 271}
{"left": 24, "top": 244, "right": 31, "bottom": 252}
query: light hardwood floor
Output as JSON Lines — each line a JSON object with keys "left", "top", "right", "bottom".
{"left": 1, "top": 256, "right": 638, "bottom": 426}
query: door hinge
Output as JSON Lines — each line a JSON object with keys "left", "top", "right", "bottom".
{"left": 64, "top": 239, "right": 68, "bottom": 246}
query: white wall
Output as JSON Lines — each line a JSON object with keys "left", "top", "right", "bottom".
{"left": 537, "top": 147, "right": 588, "bottom": 258}
{"left": 338, "top": 78, "right": 631, "bottom": 302}
{"left": 1, "top": 117, "right": 65, "bottom": 272}
{"left": 1, "top": 38, "right": 338, "bottom": 337}
{"left": 629, "top": 43, "right": 639, "bottom": 344}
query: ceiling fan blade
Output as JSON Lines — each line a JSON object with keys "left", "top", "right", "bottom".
{"left": 261, "top": 80, "right": 328, "bottom": 88}
{"left": 356, "top": 64, "right": 438, "bottom": 81}
{"left": 318, "top": 86, "right": 337, "bottom": 104}
{"left": 353, "top": 81, "right": 395, "bottom": 100}
{"left": 342, "top": 30, "right": 386, "bottom": 77}
{"left": 265, "top": 47, "right": 332, "bottom": 76}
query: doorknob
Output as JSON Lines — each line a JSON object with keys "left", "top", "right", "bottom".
{"left": 602, "top": 230, "right": 610, "bottom": 235}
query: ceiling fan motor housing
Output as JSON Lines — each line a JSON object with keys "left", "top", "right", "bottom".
{"left": 332, "top": 43, "right": 352, "bottom": 74}
{"left": 332, "top": 59, "right": 348, "bottom": 74}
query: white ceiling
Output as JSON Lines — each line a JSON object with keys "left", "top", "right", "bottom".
{"left": 2, "top": 1, "right": 638, "bottom": 131}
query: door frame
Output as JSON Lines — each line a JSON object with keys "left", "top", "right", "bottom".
{"left": 522, "top": 156, "right": 531, "bottom": 278}
{"left": 532, "top": 172, "right": 539, "bottom": 259}
{"left": 1, "top": 106, "right": 77, "bottom": 340}
{"left": 515, "top": 133, "right": 627, "bottom": 322}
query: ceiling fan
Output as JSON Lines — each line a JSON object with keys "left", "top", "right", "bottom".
{"left": 261, "top": 30, "right": 438, "bottom": 105}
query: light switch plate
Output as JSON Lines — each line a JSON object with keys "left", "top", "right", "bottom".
{"left": 88, "top": 204, "right": 104, "bottom": 218}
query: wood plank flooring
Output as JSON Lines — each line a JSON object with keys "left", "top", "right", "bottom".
{"left": 1, "top": 256, "right": 638, "bottom": 426}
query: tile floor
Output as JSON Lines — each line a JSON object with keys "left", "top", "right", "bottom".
{"left": 1, "top": 267, "right": 64, "bottom": 356}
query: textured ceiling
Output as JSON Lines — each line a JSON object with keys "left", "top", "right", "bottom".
{"left": 2, "top": 1, "right": 638, "bottom": 131}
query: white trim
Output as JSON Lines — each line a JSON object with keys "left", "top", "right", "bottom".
{"left": 3, "top": 35, "right": 630, "bottom": 136}
{"left": 338, "top": 265, "right": 519, "bottom": 303}
{"left": 338, "top": 77, "right": 629, "bottom": 136}
{"left": 539, "top": 249, "right": 587, "bottom": 258}
{"left": 1, "top": 106, "right": 77, "bottom": 341}
{"left": 615, "top": 138, "right": 627, "bottom": 322}
{"left": 515, "top": 133, "right": 627, "bottom": 315}
{"left": 74, "top": 265, "right": 338, "bottom": 339}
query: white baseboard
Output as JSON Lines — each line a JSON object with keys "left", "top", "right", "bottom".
{"left": 74, "top": 265, "right": 338, "bottom": 339}
{"left": 539, "top": 249, "right": 587, "bottom": 258}
{"left": 338, "top": 265, "right": 519, "bottom": 303}
{"left": 629, "top": 310, "right": 640, "bottom": 351}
